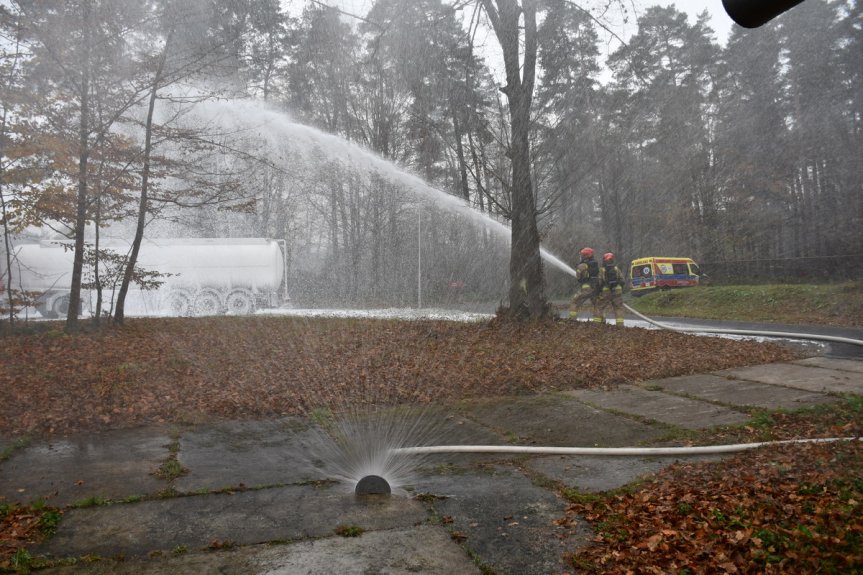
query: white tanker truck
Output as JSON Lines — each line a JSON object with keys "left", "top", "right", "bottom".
{"left": 4, "top": 238, "right": 289, "bottom": 318}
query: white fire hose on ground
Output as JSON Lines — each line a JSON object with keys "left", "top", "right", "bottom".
{"left": 390, "top": 306, "right": 862, "bottom": 458}
{"left": 391, "top": 437, "right": 862, "bottom": 457}
{"left": 622, "top": 303, "right": 863, "bottom": 347}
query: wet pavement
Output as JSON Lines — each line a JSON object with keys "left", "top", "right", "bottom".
{"left": 1, "top": 356, "right": 862, "bottom": 574}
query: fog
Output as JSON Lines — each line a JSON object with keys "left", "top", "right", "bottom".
{"left": 1, "top": 0, "right": 860, "bottom": 322}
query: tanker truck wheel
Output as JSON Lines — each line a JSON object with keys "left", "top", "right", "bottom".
{"left": 50, "top": 294, "right": 71, "bottom": 317}
{"left": 36, "top": 298, "right": 59, "bottom": 319}
{"left": 166, "top": 290, "right": 193, "bottom": 317}
{"left": 225, "top": 289, "right": 256, "bottom": 315}
{"left": 193, "top": 288, "right": 223, "bottom": 316}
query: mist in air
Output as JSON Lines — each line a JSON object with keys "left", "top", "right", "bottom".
{"left": 0, "top": 0, "right": 860, "bottom": 318}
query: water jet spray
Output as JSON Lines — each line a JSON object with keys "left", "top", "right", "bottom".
{"left": 184, "top": 96, "right": 857, "bottom": 351}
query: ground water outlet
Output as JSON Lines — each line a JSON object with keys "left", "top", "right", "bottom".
{"left": 355, "top": 474, "right": 392, "bottom": 496}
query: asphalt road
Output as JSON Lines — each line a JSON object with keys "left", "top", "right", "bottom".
{"left": 625, "top": 314, "right": 863, "bottom": 359}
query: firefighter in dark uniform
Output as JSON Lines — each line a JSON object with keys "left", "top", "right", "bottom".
{"left": 568, "top": 247, "right": 603, "bottom": 322}
{"left": 599, "top": 252, "right": 625, "bottom": 326}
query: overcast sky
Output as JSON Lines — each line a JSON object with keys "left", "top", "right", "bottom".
{"left": 656, "top": 0, "right": 736, "bottom": 43}
{"left": 285, "top": 0, "right": 740, "bottom": 83}
{"left": 288, "top": 0, "right": 737, "bottom": 43}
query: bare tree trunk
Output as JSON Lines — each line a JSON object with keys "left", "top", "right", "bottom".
{"left": 451, "top": 102, "right": 471, "bottom": 202}
{"left": 67, "top": 0, "right": 93, "bottom": 330}
{"left": 0, "top": 9, "right": 24, "bottom": 324}
{"left": 115, "top": 29, "right": 173, "bottom": 325}
{"left": 481, "top": 0, "right": 547, "bottom": 319}
{"left": 1, "top": 104, "right": 15, "bottom": 324}
{"left": 467, "top": 131, "right": 487, "bottom": 212}
{"left": 93, "top": 190, "right": 102, "bottom": 325}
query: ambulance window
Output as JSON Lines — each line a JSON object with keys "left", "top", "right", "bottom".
{"left": 632, "top": 265, "right": 652, "bottom": 278}
{"left": 672, "top": 263, "right": 688, "bottom": 275}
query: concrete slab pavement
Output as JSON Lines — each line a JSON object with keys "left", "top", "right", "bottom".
{"left": 524, "top": 454, "right": 722, "bottom": 493}
{"left": 564, "top": 384, "right": 751, "bottom": 430}
{"left": 0, "top": 427, "right": 172, "bottom": 506}
{"left": 794, "top": 356, "right": 863, "bottom": 374}
{"left": 410, "top": 465, "right": 589, "bottom": 575}
{"left": 174, "top": 418, "right": 327, "bottom": 492}
{"left": 36, "top": 527, "right": 483, "bottom": 575}
{"left": 37, "top": 483, "right": 429, "bottom": 559}
{"left": 643, "top": 373, "right": 838, "bottom": 411}
{"left": 461, "top": 394, "right": 667, "bottom": 446}
{"left": 2, "top": 357, "right": 861, "bottom": 574}
{"left": 717, "top": 362, "right": 863, "bottom": 395}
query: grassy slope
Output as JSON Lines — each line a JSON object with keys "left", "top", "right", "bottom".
{"left": 628, "top": 282, "right": 863, "bottom": 328}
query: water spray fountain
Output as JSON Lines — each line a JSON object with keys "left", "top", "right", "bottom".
{"left": 200, "top": 97, "right": 863, "bottom": 347}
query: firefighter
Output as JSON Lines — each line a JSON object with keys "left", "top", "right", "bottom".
{"left": 568, "top": 247, "right": 603, "bottom": 322}
{"left": 599, "top": 252, "right": 625, "bottom": 326}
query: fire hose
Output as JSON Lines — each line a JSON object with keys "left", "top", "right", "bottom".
{"left": 388, "top": 302, "right": 862, "bottom": 460}
{"left": 622, "top": 303, "right": 863, "bottom": 347}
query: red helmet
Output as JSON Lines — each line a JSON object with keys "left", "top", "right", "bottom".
{"left": 603, "top": 252, "right": 615, "bottom": 263}
{"left": 579, "top": 247, "right": 594, "bottom": 259}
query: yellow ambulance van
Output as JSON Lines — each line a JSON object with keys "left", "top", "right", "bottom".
{"left": 629, "top": 257, "right": 703, "bottom": 296}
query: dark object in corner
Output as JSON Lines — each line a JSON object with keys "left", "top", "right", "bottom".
{"left": 722, "top": 0, "right": 806, "bottom": 28}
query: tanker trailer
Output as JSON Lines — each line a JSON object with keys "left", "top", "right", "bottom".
{"left": 7, "top": 238, "right": 289, "bottom": 318}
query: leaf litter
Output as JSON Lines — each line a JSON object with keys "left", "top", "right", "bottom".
{"left": 0, "top": 316, "right": 858, "bottom": 570}
{"left": 0, "top": 316, "right": 799, "bottom": 436}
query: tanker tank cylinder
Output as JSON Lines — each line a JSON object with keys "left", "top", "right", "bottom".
{"left": 355, "top": 475, "right": 391, "bottom": 497}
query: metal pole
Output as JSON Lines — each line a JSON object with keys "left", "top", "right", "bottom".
{"left": 277, "top": 238, "right": 289, "bottom": 306}
{"left": 417, "top": 208, "right": 422, "bottom": 309}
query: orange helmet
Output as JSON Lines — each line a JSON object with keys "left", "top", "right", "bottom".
{"left": 603, "top": 252, "right": 615, "bottom": 263}
{"left": 579, "top": 247, "right": 594, "bottom": 259}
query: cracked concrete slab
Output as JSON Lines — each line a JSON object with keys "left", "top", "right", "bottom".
{"left": 0, "top": 438, "right": 25, "bottom": 459}
{"left": 411, "top": 410, "right": 512, "bottom": 470}
{"left": 564, "top": 385, "right": 750, "bottom": 430}
{"left": 525, "top": 454, "right": 723, "bottom": 493}
{"left": 644, "top": 373, "right": 837, "bottom": 411}
{"left": 412, "top": 465, "right": 589, "bottom": 575}
{"left": 717, "top": 363, "right": 863, "bottom": 395}
{"left": 462, "top": 394, "right": 666, "bottom": 447}
{"left": 793, "top": 357, "right": 863, "bottom": 374}
{"left": 175, "top": 419, "right": 328, "bottom": 492}
{"left": 36, "top": 526, "right": 482, "bottom": 575}
{"left": 0, "top": 427, "right": 171, "bottom": 506}
{"left": 37, "top": 483, "right": 428, "bottom": 559}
